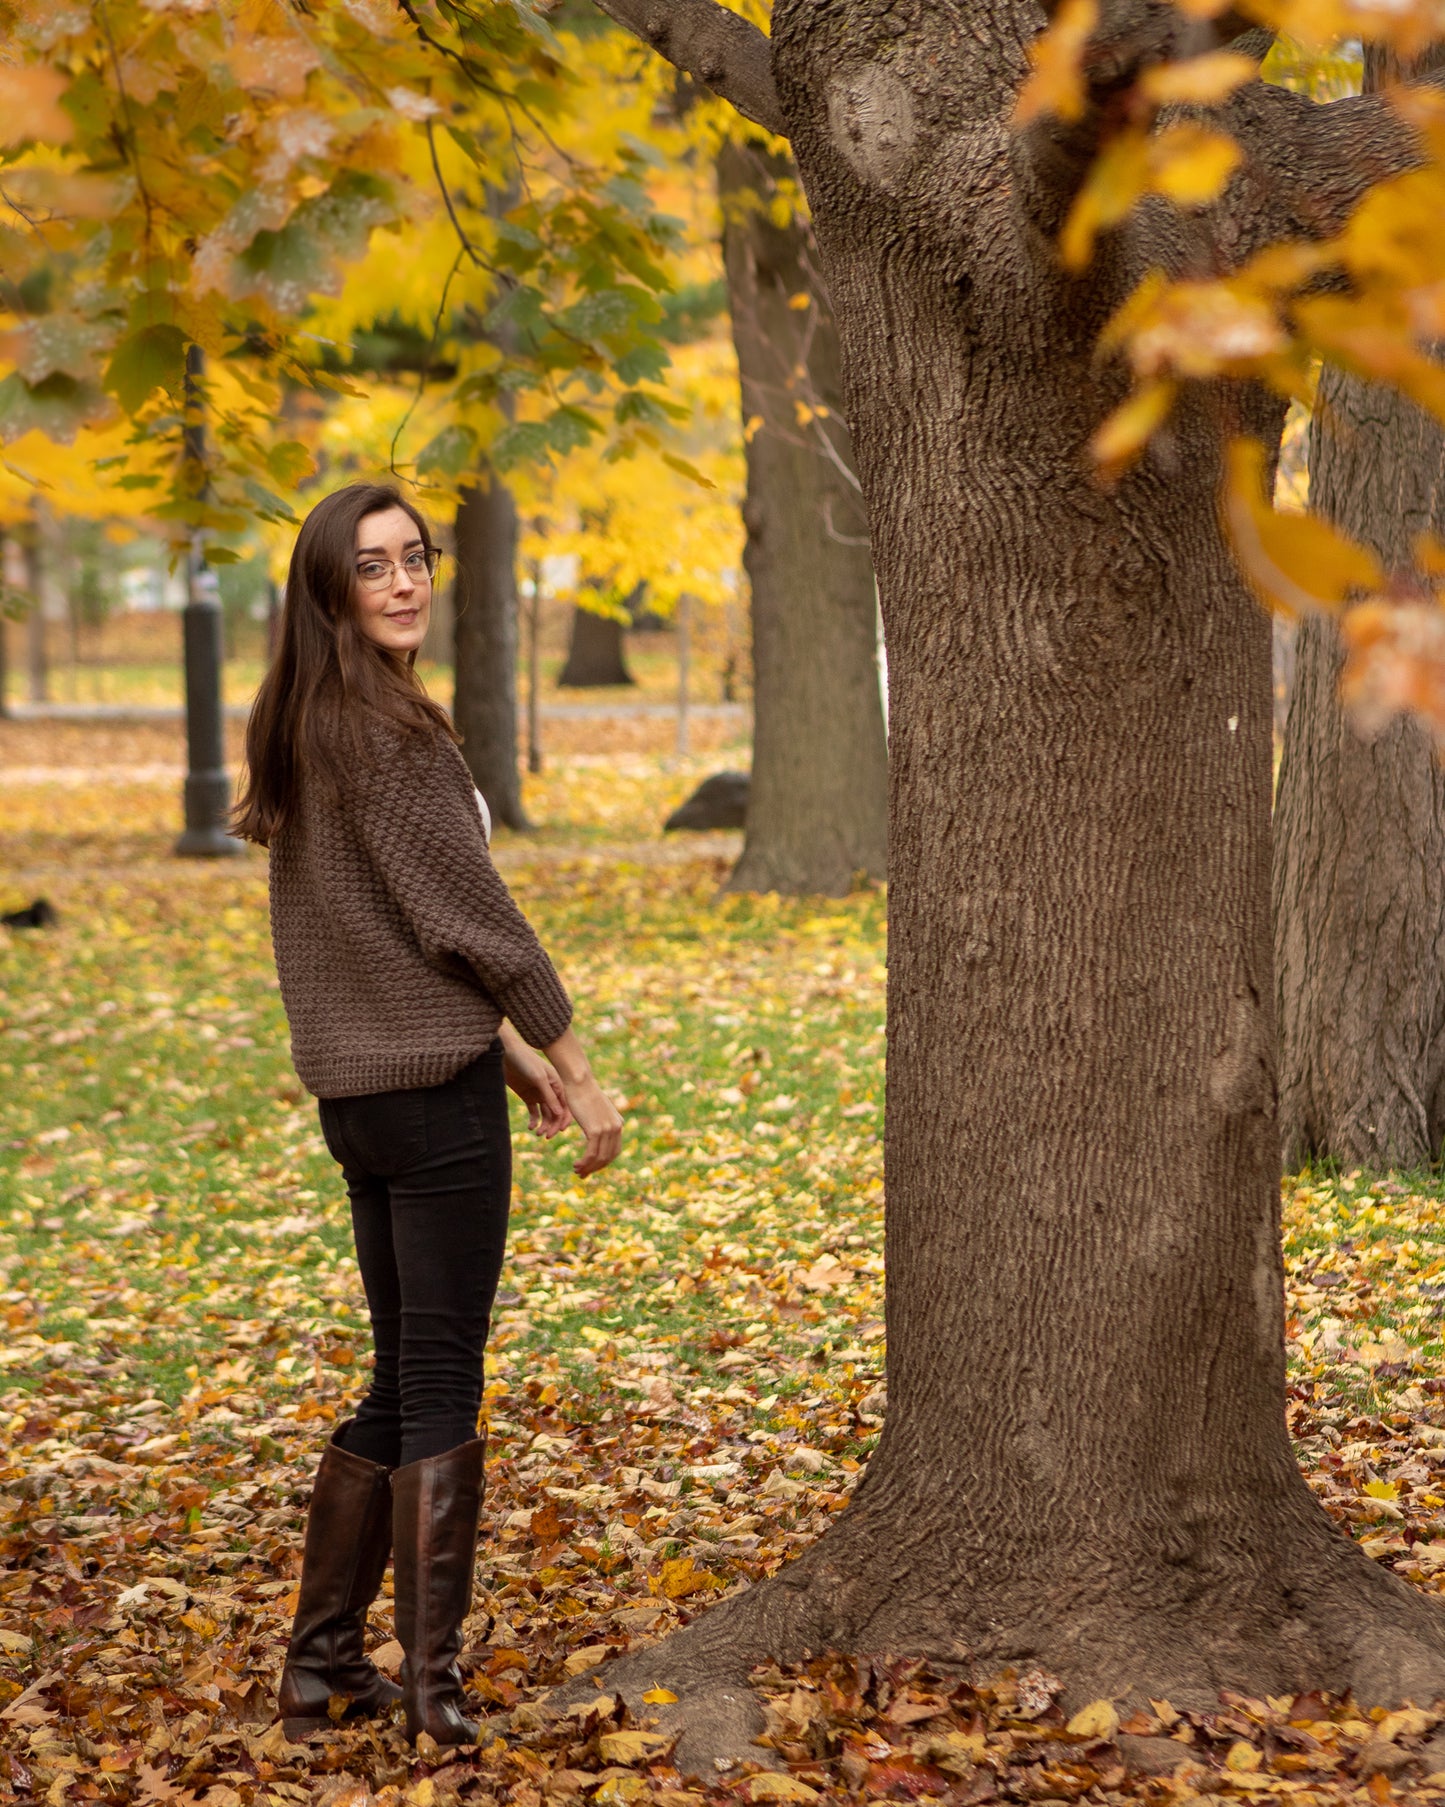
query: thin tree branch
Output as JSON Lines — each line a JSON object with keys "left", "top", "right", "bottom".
{"left": 427, "top": 118, "right": 488, "bottom": 269}
{"left": 589, "top": 0, "right": 785, "bottom": 137}
{"left": 822, "top": 494, "right": 871, "bottom": 545}
{"left": 96, "top": 0, "right": 157, "bottom": 259}
{"left": 389, "top": 244, "right": 468, "bottom": 477}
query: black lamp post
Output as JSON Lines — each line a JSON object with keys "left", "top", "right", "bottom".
{"left": 175, "top": 344, "right": 243, "bottom": 859}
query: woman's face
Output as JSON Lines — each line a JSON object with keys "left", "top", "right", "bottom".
{"left": 352, "top": 506, "right": 433, "bottom": 656}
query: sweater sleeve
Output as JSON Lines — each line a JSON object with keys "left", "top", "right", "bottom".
{"left": 348, "top": 724, "right": 573, "bottom": 1048}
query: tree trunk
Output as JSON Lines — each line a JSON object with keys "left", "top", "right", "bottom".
{"left": 1272, "top": 382, "right": 1445, "bottom": 1175}
{"left": 452, "top": 474, "right": 529, "bottom": 831}
{"left": 573, "top": 6, "right": 1445, "bottom": 1757}
{"left": 1274, "top": 637, "right": 1445, "bottom": 1165}
{"left": 557, "top": 603, "right": 634, "bottom": 687}
{"left": 0, "top": 530, "right": 9, "bottom": 720}
{"left": 718, "top": 137, "right": 889, "bottom": 897}
{"left": 24, "top": 512, "right": 47, "bottom": 706}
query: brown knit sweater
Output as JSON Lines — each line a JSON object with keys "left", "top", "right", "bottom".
{"left": 268, "top": 720, "right": 572, "bottom": 1098}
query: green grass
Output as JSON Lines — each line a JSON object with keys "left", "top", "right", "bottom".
{"left": 0, "top": 785, "right": 889, "bottom": 1467}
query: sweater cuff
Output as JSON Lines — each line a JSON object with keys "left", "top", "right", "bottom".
{"left": 498, "top": 960, "right": 574, "bottom": 1049}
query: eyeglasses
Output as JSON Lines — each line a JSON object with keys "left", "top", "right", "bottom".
{"left": 355, "top": 548, "right": 441, "bottom": 592}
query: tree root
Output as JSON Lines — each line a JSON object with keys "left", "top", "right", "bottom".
{"left": 526, "top": 1507, "right": 1445, "bottom": 1777}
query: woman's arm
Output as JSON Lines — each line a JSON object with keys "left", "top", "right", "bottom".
{"left": 543, "top": 1026, "right": 624, "bottom": 1177}
{"left": 348, "top": 726, "right": 573, "bottom": 1049}
{"left": 498, "top": 1021, "right": 570, "bottom": 1138}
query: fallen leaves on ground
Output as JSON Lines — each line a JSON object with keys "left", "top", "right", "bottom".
{"left": 6, "top": 723, "right": 1445, "bottom": 1804}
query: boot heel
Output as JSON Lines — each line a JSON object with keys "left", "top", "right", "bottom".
{"left": 281, "top": 1715, "right": 330, "bottom": 1739}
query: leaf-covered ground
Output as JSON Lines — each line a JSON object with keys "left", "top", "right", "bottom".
{"left": 5, "top": 723, "right": 1445, "bottom": 1806}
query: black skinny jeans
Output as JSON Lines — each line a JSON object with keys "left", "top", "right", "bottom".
{"left": 317, "top": 1043, "right": 511, "bottom": 1469}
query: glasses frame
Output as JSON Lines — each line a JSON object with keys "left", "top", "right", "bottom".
{"left": 354, "top": 547, "right": 442, "bottom": 593}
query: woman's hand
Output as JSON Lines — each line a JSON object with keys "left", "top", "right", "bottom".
{"left": 544, "top": 1027, "right": 624, "bottom": 1176}
{"left": 499, "top": 1023, "right": 570, "bottom": 1137}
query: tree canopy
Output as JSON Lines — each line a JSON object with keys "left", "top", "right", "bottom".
{"left": 0, "top": 1, "right": 707, "bottom": 543}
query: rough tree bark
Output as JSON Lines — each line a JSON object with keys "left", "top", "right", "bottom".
{"left": 581, "top": 0, "right": 1445, "bottom": 1762}
{"left": 1273, "top": 384, "right": 1445, "bottom": 1169}
{"left": 1273, "top": 58, "right": 1445, "bottom": 1172}
{"left": 453, "top": 474, "right": 529, "bottom": 830}
{"left": 557, "top": 601, "right": 635, "bottom": 687}
{"left": 719, "top": 137, "right": 889, "bottom": 897}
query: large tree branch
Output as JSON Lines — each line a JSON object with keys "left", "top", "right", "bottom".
{"left": 1010, "top": 0, "right": 1212, "bottom": 242}
{"left": 1218, "top": 80, "right": 1429, "bottom": 259}
{"left": 1015, "top": 20, "right": 1437, "bottom": 274}
{"left": 590, "top": 0, "right": 785, "bottom": 137}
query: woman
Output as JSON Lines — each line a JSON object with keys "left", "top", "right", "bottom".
{"left": 235, "top": 482, "right": 622, "bottom": 1747}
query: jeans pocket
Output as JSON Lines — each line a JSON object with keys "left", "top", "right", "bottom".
{"left": 331, "top": 1086, "right": 430, "bottom": 1177}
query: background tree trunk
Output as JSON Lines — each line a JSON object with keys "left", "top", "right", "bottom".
{"left": 453, "top": 474, "right": 529, "bottom": 830}
{"left": 0, "top": 529, "right": 9, "bottom": 720}
{"left": 1273, "top": 592, "right": 1445, "bottom": 1165}
{"left": 24, "top": 510, "right": 47, "bottom": 706}
{"left": 718, "top": 137, "right": 888, "bottom": 898}
{"left": 1272, "top": 47, "right": 1445, "bottom": 1170}
{"left": 557, "top": 602, "right": 635, "bottom": 687}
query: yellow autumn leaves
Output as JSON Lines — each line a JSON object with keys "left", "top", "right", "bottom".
{"left": 1015, "top": 0, "right": 1445, "bottom": 741}
{"left": 1061, "top": 122, "right": 1242, "bottom": 271}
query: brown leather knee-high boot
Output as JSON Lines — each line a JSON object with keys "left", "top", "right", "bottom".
{"left": 392, "top": 1436, "right": 487, "bottom": 1746}
{"left": 277, "top": 1422, "right": 402, "bottom": 1735}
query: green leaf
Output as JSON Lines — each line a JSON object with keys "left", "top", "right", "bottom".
{"left": 611, "top": 239, "right": 673, "bottom": 294}
{"left": 239, "top": 478, "right": 298, "bottom": 526}
{"left": 491, "top": 420, "right": 555, "bottom": 469}
{"left": 266, "top": 439, "right": 317, "bottom": 487}
{"left": 557, "top": 289, "right": 637, "bottom": 342}
{"left": 238, "top": 177, "right": 393, "bottom": 314}
{"left": 416, "top": 423, "right": 477, "bottom": 478}
{"left": 453, "top": 371, "right": 501, "bottom": 406}
{"left": 618, "top": 131, "right": 668, "bottom": 170}
{"left": 615, "top": 344, "right": 671, "bottom": 386}
{"left": 508, "top": 0, "right": 562, "bottom": 51}
{"left": 602, "top": 174, "right": 651, "bottom": 217}
{"left": 486, "top": 285, "right": 546, "bottom": 336}
{"left": 442, "top": 124, "right": 488, "bottom": 167}
{"left": 0, "top": 371, "right": 108, "bottom": 443}
{"left": 617, "top": 389, "right": 687, "bottom": 426}
{"left": 495, "top": 219, "right": 542, "bottom": 254}
{"left": 104, "top": 323, "right": 188, "bottom": 414}
{"left": 545, "top": 405, "right": 599, "bottom": 452}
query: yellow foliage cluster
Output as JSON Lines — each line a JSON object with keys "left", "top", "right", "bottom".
{"left": 1018, "top": 0, "right": 1445, "bottom": 739}
{"left": 0, "top": 0, "right": 738, "bottom": 581}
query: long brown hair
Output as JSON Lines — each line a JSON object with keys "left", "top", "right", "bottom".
{"left": 233, "top": 483, "right": 456, "bottom": 846}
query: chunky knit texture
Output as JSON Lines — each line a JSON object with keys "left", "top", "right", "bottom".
{"left": 269, "top": 721, "right": 572, "bottom": 1098}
